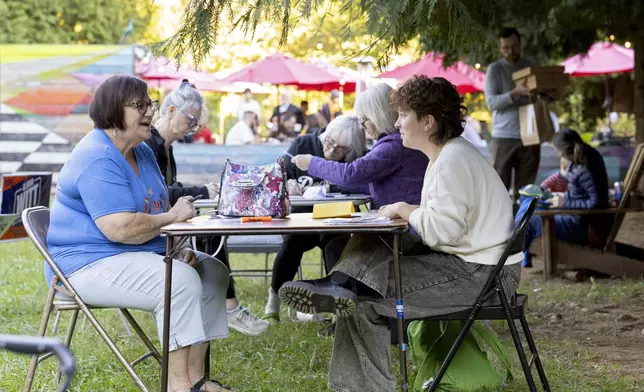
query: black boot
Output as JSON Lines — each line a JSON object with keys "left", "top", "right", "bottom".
{"left": 278, "top": 273, "right": 358, "bottom": 316}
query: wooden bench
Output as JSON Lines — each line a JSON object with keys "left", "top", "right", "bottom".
{"left": 532, "top": 143, "right": 644, "bottom": 279}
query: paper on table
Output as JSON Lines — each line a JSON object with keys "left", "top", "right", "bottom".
{"left": 302, "top": 185, "right": 327, "bottom": 199}
{"left": 323, "top": 216, "right": 392, "bottom": 225}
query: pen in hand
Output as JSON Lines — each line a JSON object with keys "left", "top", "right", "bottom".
{"left": 189, "top": 194, "right": 204, "bottom": 202}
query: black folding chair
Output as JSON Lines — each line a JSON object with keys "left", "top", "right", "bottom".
{"left": 394, "top": 197, "right": 550, "bottom": 392}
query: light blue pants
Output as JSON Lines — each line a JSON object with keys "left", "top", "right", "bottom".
{"left": 68, "top": 251, "right": 230, "bottom": 351}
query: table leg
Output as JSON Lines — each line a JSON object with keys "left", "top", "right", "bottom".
{"left": 161, "top": 237, "right": 174, "bottom": 392}
{"left": 542, "top": 216, "right": 555, "bottom": 280}
{"left": 203, "top": 236, "right": 212, "bottom": 379}
{"left": 392, "top": 233, "right": 408, "bottom": 391}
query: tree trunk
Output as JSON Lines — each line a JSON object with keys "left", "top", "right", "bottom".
{"left": 635, "top": 33, "right": 644, "bottom": 144}
{"left": 634, "top": 32, "right": 644, "bottom": 193}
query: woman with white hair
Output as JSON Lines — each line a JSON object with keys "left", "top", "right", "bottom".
{"left": 146, "top": 80, "right": 269, "bottom": 337}
{"left": 291, "top": 83, "right": 429, "bottom": 211}
{"left": 281, "top": 83, "right": 430, "bottom": 323}
{"left": 263, "top": 115, "right": 368, "bottom": 322}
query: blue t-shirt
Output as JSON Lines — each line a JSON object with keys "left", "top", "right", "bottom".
{"left": 46, "top": 129, "right": 170, "bottom": 284}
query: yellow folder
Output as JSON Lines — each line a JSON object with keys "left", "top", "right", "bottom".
{"left": 312, "top": 201, "right": 355, "bottom": 219}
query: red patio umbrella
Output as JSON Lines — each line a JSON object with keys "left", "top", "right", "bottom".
{"left": 311, "top": 61, "right": 360, "bottom": 93}
{"left": 222, "top": 54, "right": 343, "bottom": 91}
{"left": 135, "top": 57, "right": 234, "bottom": 92}
{"left": 561, "top": 42, "right": 634, "bottom": 76}
{"left": 379, "top": 52, "right": 485, "bottom": 94}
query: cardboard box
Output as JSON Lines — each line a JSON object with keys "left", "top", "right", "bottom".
{"left": 519, "top": 101, "right": 555, "bottom": 146}
{"left": 512, "top": 66, "right": 565, "bottom": 81}
{"left": 512, "top": 66, "right": 569, "bottom": 99}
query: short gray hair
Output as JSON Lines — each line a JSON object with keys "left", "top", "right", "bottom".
{"left": 160, "top": 80, "right": 204, "bottom": 117}
{"left": 319, "top": 115, "right": 367, "bottom": 162}
{"left": 354, "top": 83, "right": 398, "bottom": 136}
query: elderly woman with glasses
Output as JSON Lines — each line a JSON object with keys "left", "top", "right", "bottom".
{"left": 146, "top": 80, "right": 219, "bottom": 204}
{"left": 147, "top": 81, "right": 270, "bottom": 337}
{"left": 263, "top": 115, "right": 368, "bottom": 323}
{"left": 47, "top": 75, "right": 233, "bottom": 391}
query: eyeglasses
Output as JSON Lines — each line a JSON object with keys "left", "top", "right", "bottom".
{"left": 181, "top": 110, "right": 201, "bottom": 135}
{"left": 359, "top": 117, "right": 369, "bottom": 130}
{"left": 125, "top": 100, "right": 159, "bottom": 115}
{"left": 324, "top": 137, "right": 349, "bottom": 153}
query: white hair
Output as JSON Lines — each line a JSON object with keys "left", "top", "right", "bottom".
{"left": 319, "top": 115, "right": 367, "bottom": 162}
{"left": 160, "top": 80, "right": 204, "bottom": 117}
{"left": 354, "top": 83, "right": 398, "bottom": 136}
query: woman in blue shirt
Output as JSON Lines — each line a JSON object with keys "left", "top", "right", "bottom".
{"left": 47, "top": 75, "right": 231, "bottom": 392}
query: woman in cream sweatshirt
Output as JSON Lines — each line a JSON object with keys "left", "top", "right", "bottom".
{"left": 279, "top": 75, "right": 522, "bottom": 392}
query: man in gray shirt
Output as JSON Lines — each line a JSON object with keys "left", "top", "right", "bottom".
{"left": 485, "top": 27, "right": 540, "bottom": 199}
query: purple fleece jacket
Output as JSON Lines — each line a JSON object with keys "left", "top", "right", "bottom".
{"left": 307, "top": 132, "right": 429, "bottom": 209}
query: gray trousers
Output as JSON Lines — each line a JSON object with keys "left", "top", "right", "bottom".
{"left": 490, "top": 137, "right": 541, "bottom": 201}
{"left": 328, "top": 234, "right": 521, "bottom": 392}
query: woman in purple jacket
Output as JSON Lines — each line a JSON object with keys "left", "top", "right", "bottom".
{"left": 291, "top": 83, "right": 429, "bottom": 209}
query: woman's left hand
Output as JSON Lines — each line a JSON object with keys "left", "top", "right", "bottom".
{"left": 177, "top": 248, "right": 197, "bottom": 268}
{"left": 378, "top": 202, "right": 405, "bottom": 219}
{"left": 292, "top": 154, "right": 313, "bottom": 171}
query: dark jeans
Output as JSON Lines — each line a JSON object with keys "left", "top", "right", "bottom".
{"left": 271, "top": 234, "right": 350, "bottom": 292}
{"left": 490, "top": 137, "right": 541, "bottom": 201}
{"left": 197, "top": 236, "right": 236, "bottom": 299}
{"left": 523, "top": 214, "right": 588, "bottom": 266}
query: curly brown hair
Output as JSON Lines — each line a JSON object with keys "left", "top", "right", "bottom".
{"left": 390, "top": 75, "right": 467, "bottom": 145}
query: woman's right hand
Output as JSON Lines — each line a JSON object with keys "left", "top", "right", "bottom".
{"left": 204, "top": 182, "right": 219, "bottom": 198}
{"left": 170, "top": 196, "right": 197, "bottom": 222}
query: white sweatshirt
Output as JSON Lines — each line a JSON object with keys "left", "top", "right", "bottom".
{"left": 408, "top": 137, "right": 522, "bottom": 265}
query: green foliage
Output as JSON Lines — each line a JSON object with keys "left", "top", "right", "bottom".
{"left": 0, "top": 0, "right": 157, "bottom": 44}
{"left": 596, "top": 113, "right": 636, "bottom": 138}
{"left": 556, "top": 77, "right": 608, "bottom": 134}
{"left": 2, "top": 240, "right": 644, "bottom": 391}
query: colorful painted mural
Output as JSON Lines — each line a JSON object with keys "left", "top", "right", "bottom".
{"left": 0, "top": 45, "right": 134, "bottom": 177}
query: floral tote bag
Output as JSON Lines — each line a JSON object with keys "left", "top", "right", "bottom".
{"left": 216, "top": 158, "right": 291, "bottom": 218}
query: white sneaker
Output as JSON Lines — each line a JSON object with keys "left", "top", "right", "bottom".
{"left": 227, "top": 305, "right": 270, "bottom": 336}
{"left": 295, "top": 311, "right": 330, "bottom": 323}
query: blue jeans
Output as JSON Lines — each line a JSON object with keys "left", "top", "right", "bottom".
{"left": 523, "top": 215, "right": 588, "bottom": 266}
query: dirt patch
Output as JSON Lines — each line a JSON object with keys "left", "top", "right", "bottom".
{"left": 521, "top": 260, "right": 644, "bottom": 379}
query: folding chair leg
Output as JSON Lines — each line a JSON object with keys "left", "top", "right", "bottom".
{"left": 264, "top": 253, "right": 269, "bottom": 284}
{"left": 319, "top": 252, "right": 324, "bottom": 278}
{"left": 24, "top": 284, "right": 56, "bottom": 392}
{"left": 54, "top": 309, "right": 79, "bottom": 385}
{"left": 79, "top": 306, "right": 151, "bottom": 391}
{"left": 520, "top": 316, "right": 551, "bottom": 391}
{"left": 120, "top": 309, "right": 162, "bottom": 365}
{"left": 204, "top": 343, "right": 211, "bottom": 379}
{"left": 51, "top": 310, "right": 61, "bottom": 334}
{"left": 297, "top": 265, "right": 303, "bottom": 281}
{"left": 498, "top": 288, "right": 538, "bottom": 392}
{"left": 117, "top": 309, "right": 134, "bottom": 337}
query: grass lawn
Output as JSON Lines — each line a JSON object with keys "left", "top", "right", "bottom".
{"left": 1, "top": 239, "right": 643, "bottom": 391}
{"left": 0, "top": 45, "right": 121, "bottom": 63}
